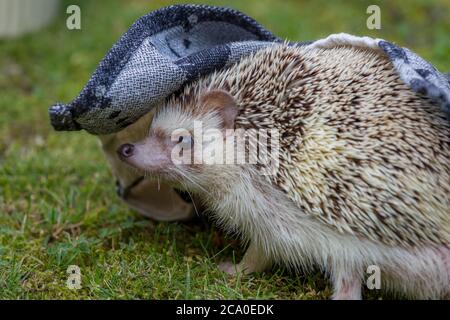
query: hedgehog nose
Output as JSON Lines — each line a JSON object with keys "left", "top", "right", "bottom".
{"left": 117, "top": 143, "right": 135, "bottom": 158}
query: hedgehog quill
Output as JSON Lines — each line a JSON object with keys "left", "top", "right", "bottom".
{"left": 117, "top": 44, "right": 449, "bottom": 299}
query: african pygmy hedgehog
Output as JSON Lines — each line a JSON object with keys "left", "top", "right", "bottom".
{"left": 117, "top": 44, "right": 450, "bottom": 299}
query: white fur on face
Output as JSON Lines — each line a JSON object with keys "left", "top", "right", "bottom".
{"left": 150, "top": 103, "right": 231, "bottom": 168}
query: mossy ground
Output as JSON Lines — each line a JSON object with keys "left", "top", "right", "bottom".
{"left": 0, "top": 0, "right": 448, "bottom": 299}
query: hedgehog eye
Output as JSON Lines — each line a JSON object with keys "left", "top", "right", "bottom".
{"left": 178, "top": 135, "right": 193, "bottom": 146}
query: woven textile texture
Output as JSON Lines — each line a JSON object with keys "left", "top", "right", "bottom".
{"left": 49, "top": 5, "right": 450, "bottom": 135}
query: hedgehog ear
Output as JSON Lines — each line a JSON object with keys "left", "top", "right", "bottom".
{"left": 200, "top": 89, "right": 237, "bottom": 129}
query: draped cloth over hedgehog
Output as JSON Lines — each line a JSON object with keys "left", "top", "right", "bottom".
{"left": 49, "top": 4, "right": 450, "bottom": 135}
{"left": 48, "top": 5, "right": 450, "bottom": 221}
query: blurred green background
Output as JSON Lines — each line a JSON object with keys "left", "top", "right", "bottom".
{"left": 0, "top": 0, "right": 449, "bottom": 299}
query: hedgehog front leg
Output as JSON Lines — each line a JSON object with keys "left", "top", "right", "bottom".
{"left": 331, "top": 270, "right": 363, "bottom": 300}
{"left": 219, "top": 241, "right": 271, "bottom": 275}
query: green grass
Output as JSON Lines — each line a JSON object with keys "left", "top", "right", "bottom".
{"left": 0, "top": 0, "right": 448, "bottom": 299}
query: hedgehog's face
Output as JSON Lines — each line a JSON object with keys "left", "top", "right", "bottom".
{"left": 117, "top": 89, "right": 238, "bottom": 186}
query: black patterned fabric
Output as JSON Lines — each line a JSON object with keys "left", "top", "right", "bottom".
{"left": 379, "top": 41, "right": 450, "bottom": 115}
{"left": 48, "top": 4, "right": 450, "bottom": 135}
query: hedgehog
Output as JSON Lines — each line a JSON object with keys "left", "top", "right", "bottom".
{"left": 116, "top": 44, "right": 450, "bottom": 299}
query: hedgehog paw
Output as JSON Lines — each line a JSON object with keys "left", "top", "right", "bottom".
{"left": 218, "top": 261, "right": 243, "bottom": 275}
{"left": 331, "top": 273, "right": 362, "bottom": 300}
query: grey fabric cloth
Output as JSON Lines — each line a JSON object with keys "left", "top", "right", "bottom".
{"left": 49, "top": 4, "right": 450, "bottom": 135}
{"left": 379, "top": 41, "right": 450, "bottom": 115}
